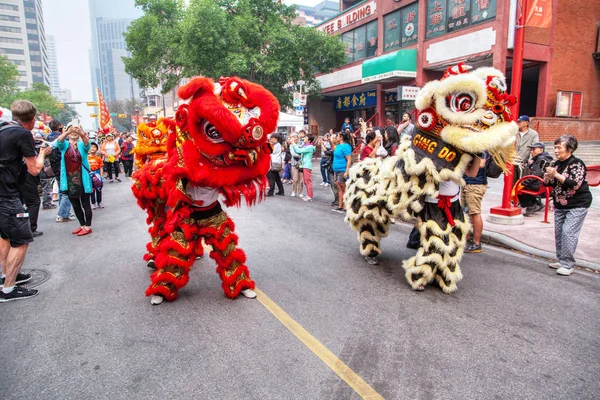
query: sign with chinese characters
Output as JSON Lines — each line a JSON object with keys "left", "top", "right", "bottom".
{"left": 398, "top": 86, "right": 421, "bottom": 100}
{"left": 447, "top": 0, "right": 471, "bottom": 33}
{"left": 472, "top": 0, "right": 497, "bottom": 25}
{"left": 303, "top": 106, "right": 309, "bottom": 125}
{"left": 317, "top": 1, "right": 376, "bottom": 35}
{"left": 525, "top": 0, "right": 552, "bottom": 28}
{"left": 426, "top": 0, "right": 447, "bottom": 39}
{"left": 333, "top": 90, "right": 406, "bottom": 111}
{"left": 384, "top": 10, "right": 401, "bottom": 52}
{"left": 401, "top": 3, "right": 419, "bottom": 46}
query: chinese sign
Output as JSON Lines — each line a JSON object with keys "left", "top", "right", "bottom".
{"left": 426, "top": 0, "right": 447, "bottom": 39}
{"left": 398, "top": 86, "right": 421, "bottom": 100}
{"left": 427, "top": 0, "right": 497, "bottom": 39}
{"left": 526, "top": 0, "right": 552, "bottom": 29}
{"left": 317, "top": 1, "right": 376, "bottom": 35}
{"left": 383, "top": 4, "right": 419, "bottom": 52}
{"left": 447, "top": 0, "right": 471, "bottom": 33}
{"left": 384, "top": 10, "right": 401, "bottom": 52}
{"left": 401, "top": 3, "right": 419, "bottom": 46}
{"left": 303, "top": 105, "right": 309, "bottom": 125}
{"left": 471, "top": 0, "right": 496, "bottom": 25}
{"left": 333, "top": 90, "right": 405, "bottom": 111}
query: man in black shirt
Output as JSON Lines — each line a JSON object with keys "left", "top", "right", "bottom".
{"left": 0, "top": 100, "right": 52, "bottom": 302}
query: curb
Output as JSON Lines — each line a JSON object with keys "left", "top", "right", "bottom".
{"left": 481, "top": 230, "right": 600, "bottom": 272}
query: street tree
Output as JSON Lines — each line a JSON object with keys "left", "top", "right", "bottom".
{"left": 108, "top": 98, "right": 144, "bottom": 132}
{"left": 124, "top": 0, "right": 346, "bottom": 108}
{"left": 0, "top": 55, "right": 19, "bottom": 99}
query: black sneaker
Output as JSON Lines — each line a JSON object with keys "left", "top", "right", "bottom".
{"left": 0, "top": 273, "right": 33, "bottom": 286}
{"left": 465, "top": 242, "right": 482, "bottom": 253}
{"left": 32, "top": 231, "right": 43, "bottom": 237}
{"left": 0, "top": 287, "right": 39, "bottom": 302}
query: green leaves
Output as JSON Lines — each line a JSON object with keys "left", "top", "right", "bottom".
{"left": 124, "top": 0, "right": 346, "bottom": 107}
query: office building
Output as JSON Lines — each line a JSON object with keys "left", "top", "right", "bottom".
{"left": 0, "top": 0, "right": 50, "bottom": 88}
{"left": 88, "top": 0, "right": 141, "bottom": 103}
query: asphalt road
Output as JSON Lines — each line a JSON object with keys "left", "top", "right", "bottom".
{"left": 1, "top": 177, "right": 598, "bottom": 399}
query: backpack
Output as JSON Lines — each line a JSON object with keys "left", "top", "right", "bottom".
{"left": 486, "top": 157, "right": 503, "bottom": 179}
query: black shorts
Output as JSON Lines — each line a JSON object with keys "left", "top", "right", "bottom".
{"left": 0, "top": 196, "right": 33, "bottom": 247}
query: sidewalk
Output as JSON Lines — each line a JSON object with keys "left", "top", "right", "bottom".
{"left": 300, "top": 161, "right": 600, "bottom": 271}
{"left": 480, "top": 178, "right": 599, "bottom": 271}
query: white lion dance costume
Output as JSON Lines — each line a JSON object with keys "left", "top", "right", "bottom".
{"left": 344, "top": 63, "right": 517, "bottom": 293}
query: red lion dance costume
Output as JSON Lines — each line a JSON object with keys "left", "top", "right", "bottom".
{"left": 132, "top": 77, "right": 279, "bottom": 305}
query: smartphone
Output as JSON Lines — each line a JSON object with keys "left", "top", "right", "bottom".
{"left": 70, "top": 119, "right": 80, "bottom": 128}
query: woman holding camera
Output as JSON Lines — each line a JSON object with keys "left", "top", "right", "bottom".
{"left": 544, "top": 135, "right": 592, "bottom": 276}
{"left": 56, "top": 124, "right": 93, "bottom": 236}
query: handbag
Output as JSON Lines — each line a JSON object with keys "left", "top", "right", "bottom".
{"left": 90, "top": 172, "right": 102, "bottom": 189}
{"left": 270, "top": 161, "right": 283, "bottom": 171}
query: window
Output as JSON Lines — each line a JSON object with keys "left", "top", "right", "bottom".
{"left": 366, "top": 21, "right": 378, "bottom": 57}
{"left": 383, "top": 3, "right": 419, "bottom": 53}
{"left": 0, "top": 3, "right": 19, "bottom": 11}
{"left": 9, "top": 59, "right": 25, "bottom": 66}
{"left": 0, "top": 48, "right": 24, "bottom": 55}
{"left": 556, "top": 91, "right": 583, "bottom": 118}
{"left": 0, "top": 37, "right": 23, "bottom": 44}
{"left": 426, "top": 0, "right": 496, "bottom": 39}
{"left": 0, "top": 14, "right": 19, "bottom": 22}
{"left": 0, "top": 26, "right": 21, "bottom": 33}
{"left": 353, "top": 25, "right": 366, "bottom": 61}
{"left": 342, "top": 31, "right": 353, "bottom": 64}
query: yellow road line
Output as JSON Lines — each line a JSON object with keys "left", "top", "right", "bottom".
{"left": 255, "top": 288, "right": 384, "bottom": 400}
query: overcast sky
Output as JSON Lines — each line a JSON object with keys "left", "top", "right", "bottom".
{"left": 42, "top": 0, "right": 331, "bottom": 129}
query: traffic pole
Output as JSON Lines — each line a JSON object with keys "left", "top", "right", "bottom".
{"left": 490, "top": 0, "right": 527, "bottom": 218}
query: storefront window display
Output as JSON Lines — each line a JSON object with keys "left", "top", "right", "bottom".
{"left": 426, "top": 0, "right": 496, "bottom": 39}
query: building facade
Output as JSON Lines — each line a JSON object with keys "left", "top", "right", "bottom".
{"left": 295, "top": 1, "right": 340, "bottom": 27}
{"left": 88, "top": 0, "right": 141, "bottom": 103}
{"left": 310, "top": 0, "right": 600, "bottom": 141}
{"left": 0, "top": 0, "right": 50, "bottom": 89}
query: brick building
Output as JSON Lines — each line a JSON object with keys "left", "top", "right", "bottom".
{"left": 308, "top": 0, "right": 600, "bottom": 142}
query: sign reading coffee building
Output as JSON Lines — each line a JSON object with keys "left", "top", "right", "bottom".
{"left": 317, "top": 1, "right": 377, "bottom": 35}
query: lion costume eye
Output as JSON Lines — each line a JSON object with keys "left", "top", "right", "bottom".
{"left": 450, "top": 92, "right": 477, "bottom": 113}
{"left": 203, "top": 121, "right": 224, "bottom": 143}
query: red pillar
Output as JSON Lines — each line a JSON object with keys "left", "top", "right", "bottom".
{"left": 490, "top": 0, "right": 527, "bottom": 218}
{"left": 376, "top": 83, "right": 385, "bottom": 127}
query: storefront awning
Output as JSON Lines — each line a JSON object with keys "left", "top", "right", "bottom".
{"left": 361, "top": 49, "right": 417, "bottom": 84}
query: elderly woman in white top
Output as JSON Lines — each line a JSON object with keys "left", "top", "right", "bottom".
{"left": 100, "top": 132, "right": 121, "bottom": 182}
{"left": 266, "top": 133, "right": 285, "bottom": 197}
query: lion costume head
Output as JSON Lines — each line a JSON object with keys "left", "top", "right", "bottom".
{"left": 414, "top": 63, "right": 518, "bottom": 170}
{"left": 165, "top": 76, "right": 280, "bottom": 206}
{"left": 133, "top": 118, "right": 172, "bottom": 168}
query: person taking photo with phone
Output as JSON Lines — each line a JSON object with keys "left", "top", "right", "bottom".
{"left": 0, "top": 100, "right": 52, "bottom": 301}
{"left": 56, "top": 123, "right": 94, "bottom": 236}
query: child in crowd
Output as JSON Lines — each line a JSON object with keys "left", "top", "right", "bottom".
{"left": 88, "top": 142, "right": 104, "bottom": 209}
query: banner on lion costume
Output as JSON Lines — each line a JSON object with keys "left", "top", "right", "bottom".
{"left": 132, "top": 76, "right": 279, "bottom": 305}
{"left": 344, "top": 63, "right": 517, "bottom": 293}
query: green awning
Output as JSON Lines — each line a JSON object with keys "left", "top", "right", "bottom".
{"left": 361, "top": 49, "right": 417, "bottom": 84}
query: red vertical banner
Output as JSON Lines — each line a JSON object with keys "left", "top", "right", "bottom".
{"left": 96, "top": 88, "right": 113, "bottom": 132}
{"left": 525, "top": 0, "right": 552, "bottom": 28}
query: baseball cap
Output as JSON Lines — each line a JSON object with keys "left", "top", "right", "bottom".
{"left": 518, "top": 115, "right": 530, "bottom": 122}
{"left": 527, "top": 142, "right": 545, "bottom": 150}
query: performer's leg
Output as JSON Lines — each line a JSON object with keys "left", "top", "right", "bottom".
{"left": 145, "top": 221, "right": 198, "bottom": 303}
{"left": 403, "top": 219, "right": 436, "bottom": 291}
{"left": 432, "top": 220, "right": 469, "bottom": 293}
{"left": 199, "top": 211, "right": 255, "bottom": 299}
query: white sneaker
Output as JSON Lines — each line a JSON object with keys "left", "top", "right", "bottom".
{"left": 324, "top": 183, "right": 330, "bottom": 187}
{"left": 291, "top": 192, "right": 296, "bottom": 197}
{"left": 240, "top": 288, "right": 257, "bottom": 299}
{"left": 298, "top": 193, "right": 304, "bottom": 198}
{"left": 98, "top": 203, "right": 104, "bottom": 208}
{"left": 556, "top": 267, "right": 573, "bottom": 276}
{"left": 548, "top": 262, "right": 561, "bottom": 269}
{"left": 319, "top": 182, "right": 325, "bottom": 186}
{"left": 150, "top": 295, "right": 164, "bottom": 305}
{"left": 91, "top": 204, "right": 98, "bottom": 210}
{"left": 365, "top": 256, "right": 379, "bottom": 265}
{"left": 302, "top": 197, "right": 312, "bottom": 202}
